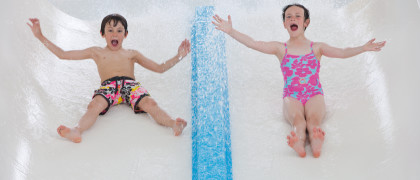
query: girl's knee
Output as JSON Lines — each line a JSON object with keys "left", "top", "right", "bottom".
{"left": 291, "top": 114, "right": 306, "bottom": 127}
{"left": 306, "top": 113, "right": 323, "bottom": 127}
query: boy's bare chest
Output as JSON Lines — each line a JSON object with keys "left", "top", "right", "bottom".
{"left": 94, "top": 52, "right": 134, "bottom": 67}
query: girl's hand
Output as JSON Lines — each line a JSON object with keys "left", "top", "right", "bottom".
{"left": 27, "top": 18, "right": 43, "bottom": 39}
{"left": 177, "top": 39, "right": 191, "bottom": 59}
{"left": 212, "top": 15, "right": 233, "bottom": 34}
{"left": 363, "top": 38, "right": 386, "bottom": 52}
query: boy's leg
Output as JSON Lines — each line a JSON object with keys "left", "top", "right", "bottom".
{"left": 304, "top": 95, "right": 326, "bottom": 158}
{"left": 137, "top": 96, "right": 187, "bottom": 136}
{"left": 283, "top": 97, "right": 307, "bottom": 157}
{"left": 57, "top": 96, "right": 108, "bottom": 143}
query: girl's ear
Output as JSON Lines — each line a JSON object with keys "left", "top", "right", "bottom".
{"left": 124, "top": 31, "right": 128, "bottom": 38}
{"left": 100, "top": 31, "right": 104, "bottom": 38}
{"left": 304, "top": 19, "right": 310, "bottom": 28}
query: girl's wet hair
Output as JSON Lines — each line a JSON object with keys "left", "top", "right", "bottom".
{"left": 100, "top": 14, "right": 128, "bottom": 35}
{"left": 282, "top": 3, "right": 310, "bottom": 22}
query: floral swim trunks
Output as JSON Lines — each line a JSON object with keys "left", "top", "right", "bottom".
{"left": 93, "top": 76, "right": 150, "bottom": 115}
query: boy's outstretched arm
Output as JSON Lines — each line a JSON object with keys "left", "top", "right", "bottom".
{"left": 212, "top": 15, "right": 282, "bottom": 56}
{"left": 134, "top": 39, "right": 191, "bottom": 73}
{"left": 27, "top": 18, "right": 93, "bottom": 60}
{"left": 320, "top": 38, "right": 386, "bottom": 59}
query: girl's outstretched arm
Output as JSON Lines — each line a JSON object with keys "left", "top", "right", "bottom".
{"left": 27, "top": 18, "right": 93, "bottom": 60}
{"left": 320, "top": 38, "right": 386, "bottom": 59}
{"left": 212, "top": 15, "right": 282, "bottom": 55}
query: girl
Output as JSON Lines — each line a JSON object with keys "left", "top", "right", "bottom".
{"left": 212, "top": 3, "right": 385, "bottom": 158}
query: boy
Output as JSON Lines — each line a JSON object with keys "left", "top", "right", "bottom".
{"left": 27, "top": 14, "right": 190, "bottom": 143}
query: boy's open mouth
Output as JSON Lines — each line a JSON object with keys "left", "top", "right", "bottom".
{"left": 111, "top": 40, "right": 119, "bottom": 47}
{"left": 290, "top": 24, "right": 298, "bottom": 31}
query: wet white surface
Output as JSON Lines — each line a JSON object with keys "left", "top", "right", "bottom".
{"left": 1, "top": 0, "right": 420, "bottom": 179}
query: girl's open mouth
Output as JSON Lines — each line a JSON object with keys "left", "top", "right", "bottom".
{"left": 111, "top": 40, "right": 119, "bottom": 47}
{"left": 290, "top": 24, "right": 298, "bottom": 31}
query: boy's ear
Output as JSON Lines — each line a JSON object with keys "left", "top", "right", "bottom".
{"left": 100, "top": 31, "right": 104, "bottom": 37}
{"left": 124, "top": 31, "right": 128, "bottom": 37}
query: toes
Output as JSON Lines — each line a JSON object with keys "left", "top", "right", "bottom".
{"left": 312, "top": 127, "right": 325, "bottom": 137}
{"left": 72, "top": 137, "right": 82, "bottom": 143}
{"left": 312, "top": 127, "right": 317, "bottom": 133}
{"left": 174, "top": 118, "right": 187, "bottom": 136}
{"left": 176, "top": 118, "right": 187, "bottom": 127}
{"left": 57, "top": 125, "right": 63, "bottom": 133}
{"left": 57, "top": 125, "right": 67, "bottom": 136}
{"left": 313, "top": 151, "right": 321, "bottom": 158}
{"left": 299, "top": 152, "right": 307, "bottom": 158}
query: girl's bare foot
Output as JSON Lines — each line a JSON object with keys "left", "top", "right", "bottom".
{"left": 172, "top": 118, "right": 187, "bottom": 136}
{"left": 287, "top": 131, "right": 306, "bottom": 157}
{"left": 309, "top": 127, "right": 325, "bottom": 158}
{"left": 57, "top": 125, "right": 82, "bottom": 143}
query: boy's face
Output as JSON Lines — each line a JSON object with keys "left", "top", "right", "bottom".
{"left": 102, "top": 20, "right": 127, "bottom": 51}
{"left": 283, "top": 6, "right": 309, "bottom": 37}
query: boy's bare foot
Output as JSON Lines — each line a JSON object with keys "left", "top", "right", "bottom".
{"left": 287, "top": 131, "right": 306, "bottom": 157}
{"left": 172, "top": 118, "right": 187, "bottom": 136}
{"left": 57, "top": 125, "right": 82, "bottom": 143}
{"left": 309, "top": 127, "right": 325, "bottom": 158}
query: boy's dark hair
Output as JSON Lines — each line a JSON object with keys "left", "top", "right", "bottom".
{"left": 100, "top": 14, "right": 128, "bottom": 36}
{"left": 282, "top": 3, "right": 310, "bottom": 22}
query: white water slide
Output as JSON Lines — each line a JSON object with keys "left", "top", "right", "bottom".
{"left": 1, "top": 0, "right": 419, "bottom": 179}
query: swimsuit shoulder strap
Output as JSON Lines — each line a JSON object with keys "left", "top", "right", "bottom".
{"left": 284, "top": 43, "right": 288, "bottom": 55}
{"left": 310, "top": 41, "right": 314, "bottom": 52}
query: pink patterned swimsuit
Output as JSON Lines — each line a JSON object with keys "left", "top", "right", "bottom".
{"left": 281, "top": 42, "right": 323, "bottom": 105}
{"left": 93, "top": 76, "right": 150, "bottom": 115}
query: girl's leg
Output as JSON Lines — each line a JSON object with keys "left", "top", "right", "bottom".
{"left": 57, "top": 96, "right": 108, "bottom": 143}
{"left": 283, "top": 97, "right": 307, "bottom": 157}
{"left": 304, "top": 95, "right": 326, "bottom": 158}
{"left": 138, "top": 96, "right": 187, "bottom": 136}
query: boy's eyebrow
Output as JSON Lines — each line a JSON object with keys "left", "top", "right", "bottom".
{"left": 286, "top": 12, "right": 302, "bottom": 15}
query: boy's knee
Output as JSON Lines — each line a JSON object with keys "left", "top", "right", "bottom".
{"left": 139, "top": 97, "right": 157, "bottom": 110}
{"left": 88, "top": 96, "right": 107, "bottom": 111}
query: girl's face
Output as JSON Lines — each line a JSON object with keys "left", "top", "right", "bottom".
{"left": 283, "top": 6, "right": 309, "bottom": 37}
{"left": 102, "top": 20, "right": 127, "bottom": 51}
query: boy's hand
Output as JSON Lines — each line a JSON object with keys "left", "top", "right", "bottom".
{"left": 27, "top": 18, "right": 43, "bottom": 39}
{"left": 363, "top": 38, "right": 386, "bottom": 52}
{"left": 212, "top": 15, "right": 233, "bottom": 35}
{"left": 177, "top": 39, "right": 191, "bottom": 59}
